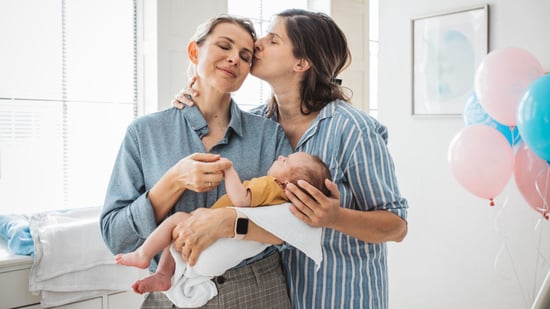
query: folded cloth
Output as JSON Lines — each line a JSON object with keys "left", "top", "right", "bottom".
{"left": 28, "top": 207, "right": 147, "bottom": 308}
{"left": 165, "top": 245, "right": 219, "bottom": 307}
{"left": 237, "top": 203, "right": 323, "bottom": 268}
{"left": 165, "top": 238, "right": 268, "bottom": 307}
{"left": 164, "top": 203, "right": 322, "bottom": 308}
{"left": 0, "top": 214, "right": 34, "bottom": 256}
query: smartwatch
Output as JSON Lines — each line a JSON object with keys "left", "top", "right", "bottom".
{"left": 233, "top": 210, "right": 249, "bottom": 240}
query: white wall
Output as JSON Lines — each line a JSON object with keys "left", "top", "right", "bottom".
{"left": 379, "top": 1, "right": 550, "bottom": 308}
{"left": 330, "top": 0, "right": 370, "bottom": 111}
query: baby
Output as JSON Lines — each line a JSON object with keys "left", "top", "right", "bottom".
{"left": 115, "top": 152, "right": 331, "bottom": 295}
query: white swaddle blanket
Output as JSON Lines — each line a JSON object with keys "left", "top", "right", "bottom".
{"left": 164, "top": 203, "right": 323, "bottom": 308}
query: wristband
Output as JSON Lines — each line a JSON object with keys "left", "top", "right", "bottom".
{"left": 233, "top": 210, "right": 249, "bottom": 240}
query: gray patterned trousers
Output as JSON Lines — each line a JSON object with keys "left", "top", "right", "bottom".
{"left": 141, "top": 251, "right": 291, "bottom": 309}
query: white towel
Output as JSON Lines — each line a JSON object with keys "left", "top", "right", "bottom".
{"left": 237, "top": 203, "right": 323, "bottom": 269}
{"left": 164, "top": 203, "right": 322, "bottom": 308}
{"left": 28, "top": 207, "right": 147, "bottom": 308}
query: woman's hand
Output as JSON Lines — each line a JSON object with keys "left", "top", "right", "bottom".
{"left": 171, "top": 77, "right": 199, "bottom": 109}
{"left": 285, "top": 179, "right": 341, "bottom": 228}
{"left": 171, "top": 207, "right": 235, "bottom": 266}
{"left": 172, "top": 153, "right": 232, "bottom": 193}
{"left": 286, "top": 179, "right": 408, "bottom": 243}
{"left": 147, "top": 153, "right": 232, "bottom": 223}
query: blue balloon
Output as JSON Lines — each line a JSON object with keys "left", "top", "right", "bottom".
{"left": 517, "top": 74, "right": 550, "bottom": 162}
{"left": 463, "top": 92, "right": 521, "bottom": 146}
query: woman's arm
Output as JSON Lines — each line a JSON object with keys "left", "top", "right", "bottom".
{"left": 285, "top": 180, "right": 407, "bottom": 243}
{"left": 171, "top": 207, "right": 282, "bottom": 266}
{"left": 284, "top": 120, "right": 408, "bottom": 243}
{"left": 148, "top": 153, "right": 231, "bottom": 222}
{"left": 100, "top": 124, "right": 232, "bottom": 254}
{"left": 101, "top": 126, "right": 158, "bottom": 254}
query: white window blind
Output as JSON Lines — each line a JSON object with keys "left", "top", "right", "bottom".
{"left": 227, "top": 0, "right": 310, "bottom": 111}
{"left": 0, "top": 0, "right": 137, "bottom": 214}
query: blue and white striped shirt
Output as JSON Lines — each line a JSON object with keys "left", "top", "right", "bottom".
{"left": 254, "top": 100, "right": 408, "bottom": 309}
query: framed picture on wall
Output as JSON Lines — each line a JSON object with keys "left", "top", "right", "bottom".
{"left": 411, "top": 5, "right": 489, "bottom": 116}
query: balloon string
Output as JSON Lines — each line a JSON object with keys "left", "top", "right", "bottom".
{"left": 529, "top": 168, "right": 550, "bottom": 305}
{"left": 493, "top": 195, "right": 531, "bottom": 307}
{"left": 509, "top": 125, "right": 516, "bottom": 146}
{"left": 527, "top": 177, "right": 550, "bottom": 305}
{"left": 532, "top": 218, "right": 546, "bottom": 304}
{"left": 493, "top": 195, "right": 508, "bottom": 234}
{"left": 534, "top": 168, "right": 550, "bottom": 220}
{"left": 504, "top": 241, "right": 530, "bottom": 307}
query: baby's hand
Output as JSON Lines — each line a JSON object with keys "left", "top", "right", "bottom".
{"left": 218, "top": 157, "right": 233, "bottom": 169}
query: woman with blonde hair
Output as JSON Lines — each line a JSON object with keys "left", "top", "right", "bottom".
{"left": 101, "top": 15, "right": 293, "bottom": 308}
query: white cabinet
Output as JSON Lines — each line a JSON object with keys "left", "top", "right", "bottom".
{"left": 0, "top": 266, "right": 41, "bottom": 308}
{"left": 0, "top": 242, "right": 144, "bottom": 309}
{"left": 107, "top": 291, "right": 144, "bottom": 308}
{"left": 22, "top": 298, "right": 102, "bottom": 309}
{"left": 18, "top": 293, "right": 144, "bottom": 309}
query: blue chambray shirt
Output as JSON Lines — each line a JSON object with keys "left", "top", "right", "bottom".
{"left": 100, "top": 100, "right": 292, "bottom": 269}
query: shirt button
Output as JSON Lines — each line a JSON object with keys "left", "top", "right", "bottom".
{"left": 216, "top": 276, "right": 226, "bottom": 284}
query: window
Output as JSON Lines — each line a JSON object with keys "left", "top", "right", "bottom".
{"left": 227, "top": 0, "right": 312, "bottom": 111}
{"left": 0, "top": 0, "right": 137, "bottom": 214}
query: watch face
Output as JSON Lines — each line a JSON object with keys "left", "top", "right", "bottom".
{"left": 236, "top": 218, "right": 249, "bottom": 234}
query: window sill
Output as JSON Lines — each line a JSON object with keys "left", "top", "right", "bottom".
{"left": 0, "top": 239, "right": 33, "bottom": 272}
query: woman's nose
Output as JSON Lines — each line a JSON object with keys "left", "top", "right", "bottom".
{"left": 254, "top": 40, "right": 263, "bottom": 52}
{"left": 227, "top": 52, "right": 239, "bottom": 65}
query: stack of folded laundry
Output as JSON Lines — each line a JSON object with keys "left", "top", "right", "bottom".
{"left": 1, "top": 207, "right": 146, "bottom": 307}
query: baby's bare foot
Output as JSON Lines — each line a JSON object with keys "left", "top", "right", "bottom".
{"left": 114, "top": 251, "right": 150, "bottom": 269}
{"left": 132, "top": 273, "right": 172, "bottom": 294}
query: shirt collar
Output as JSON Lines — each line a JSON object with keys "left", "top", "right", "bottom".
{"left": 268, "top": 100, "right": 337, "bottom": 123}
{"left": 294, "top": 101, "right": 337, "bottom": 149}
{"left": 181, "top": 99, "right": 244, "bottom": 140}
{"left": 227, "top": 99, "right": 244, "bottom": 138}
{"left": 317, "top": 100, "right": 337, "bottom": 121}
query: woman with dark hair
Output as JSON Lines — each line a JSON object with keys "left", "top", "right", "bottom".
{"left": 174, "top": 9, "right": 409, "bottom": 308}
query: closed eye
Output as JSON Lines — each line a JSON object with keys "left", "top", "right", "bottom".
{"left": 240, "top": 51, "right": 252, "bottom": 63}
{"left": 269, "top": 33, "right": 280, "bottom": 44}
{"left": 218, "top": 43, "right": 230, "bottom": 50}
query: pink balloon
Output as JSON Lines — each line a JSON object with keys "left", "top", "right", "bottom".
{"left": 514, "top": 143, "right": 550, "bottom": 219}
{"left": 474, "top": 47, "right": 544, "bottom": 126}
{"left": 448, "top": 124, "right": 515, "bottom": 204}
